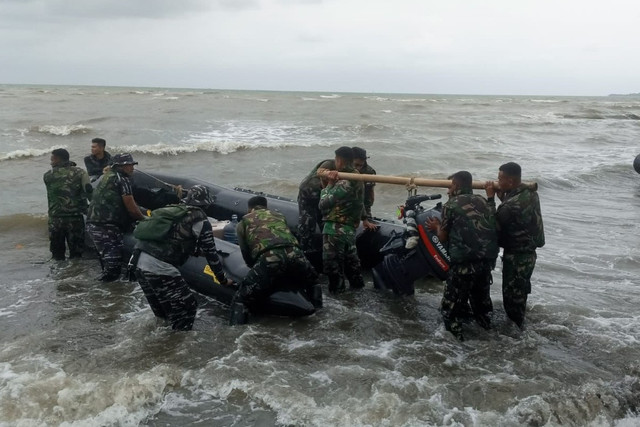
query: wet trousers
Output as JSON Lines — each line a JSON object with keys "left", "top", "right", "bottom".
{"left": 136, "top": 270, "right": 198, "bottom": 331}
{"left": 86, "top": 223, "right": 123, "bottom": 276}
{"left": 502, "top": 251, "right": 537, "bottom": 328}
{"left": 239, "top": 246, "right": 318, "bottom": 311}
{"left": 48, "top": 215, "right": 85, "bottom": 260}
{"left": 441, "top": 267, "right": 493, "bottom": 340}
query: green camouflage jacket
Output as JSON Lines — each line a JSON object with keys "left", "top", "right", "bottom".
{"left": 236, "top": 206, "right": 299, "bottom": 267}
{"left": 319, "top": 165, "right": 364, "bottom": 232}
{"left": 43, "top": 162, "right": 91, "bottom": 217}
{"left": 441, "top": 188, "right": 498, "bottom": 266}
{"left": 298, "top": 159, "right": 336, "bottom": 200}
{"left": 491, "top": 184, "right": 545, "bottom": 253}
{"left": 86, "top": 169, "right": 133, "bottom": 229}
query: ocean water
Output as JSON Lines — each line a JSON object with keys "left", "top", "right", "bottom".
{"left": 1, "top": 84, "right": 639, "bottom": 426}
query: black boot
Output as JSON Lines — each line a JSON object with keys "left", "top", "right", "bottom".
{"left": 229, "top": 293, "right": 249, "bottom": 326}
{"left": 97, "top": 270, "right": 120, "bottom": 282}
{"left": 347, "top": 275, "right": 365, "bottom": 290}
{"left": 328, "top": 275, "right": 345, "bottom": 294}
{"left": 307, "top": 283, "right": 323, "bottom": 309}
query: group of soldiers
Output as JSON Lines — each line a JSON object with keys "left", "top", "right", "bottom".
{"left": 44, "top": 139, "right": 544, "bottom": 340}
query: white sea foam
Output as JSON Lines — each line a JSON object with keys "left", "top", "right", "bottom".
{"left": 0, "top": 146, "right": 66, "bottom": 161}
{"left": 36, "top": 124, "right": 90, "bottom": 136}
{"left": 0, "top": 356, "right": 183, "bottom": 427}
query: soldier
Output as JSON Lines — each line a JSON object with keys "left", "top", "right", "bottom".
{"left": 352, "top": 147, "right": 378, "bottom": 231}
{"left": 486, "top": 162, "right": 545, "bottom": 329}
{"left": 84, "top": 137, "right": 112, "bottom": 181}
{"left": 43, "top": 148, "right": 92, "bottom": 260}
{"left": 426, "top": 171, "right": 498, "bottom": 341}
{"left": 231, "top": 196, "right": 321, "bottom": 325}
{"left": 319, "top": 146, "right": 365, "bottom": 293}
{"left": 86, "top": 153, "right": 145, "bottom": 281}
{"left": 297, "top": 157, "right": 336, "bottom": 255}
{"left": 133, "top": 185, "right": 234, "bottom": 331}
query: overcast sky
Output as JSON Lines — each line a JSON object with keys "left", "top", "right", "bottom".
{"left": 1, "top": 0, "right": 639, "bottom": 95}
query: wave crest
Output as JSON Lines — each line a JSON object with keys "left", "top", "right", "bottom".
{"left": 0, "top": 146, "right": 66, "bottom": 161}
{"left": 34, "top": 125, "right": 91, "bottom": 136}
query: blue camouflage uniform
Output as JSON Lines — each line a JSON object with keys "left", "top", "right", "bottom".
{"left": 86, "top": 168, "right": 135, "bottom": 279}
{"left": 134, "top": 204, "right": 229, "bottom": 330}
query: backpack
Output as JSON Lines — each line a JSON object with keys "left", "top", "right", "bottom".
{"left": 133, "top": 204, "right": 190, "bottom": 241}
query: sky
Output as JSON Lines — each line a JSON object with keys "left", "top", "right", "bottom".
{"left": 1, "top": 0, "right": 639, "bottom": 96}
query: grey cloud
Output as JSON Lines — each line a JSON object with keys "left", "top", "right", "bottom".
{"left": 0, "top": 0, "right": 260, "bottom": 24}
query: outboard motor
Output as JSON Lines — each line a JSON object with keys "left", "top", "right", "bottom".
{"left": 372, "top": 193, "right": 450, "bottom": 296}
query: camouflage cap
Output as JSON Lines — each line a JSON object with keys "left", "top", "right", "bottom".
{"left": 182, "top": 184, "right": 214, "bottom": 207}
{"left": 112, "top": 153, "right": 138, "bottom": 166}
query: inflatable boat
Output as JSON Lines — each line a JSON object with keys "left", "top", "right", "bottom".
{"left": 126, "top": 170, "right": 451, "bottom": 316}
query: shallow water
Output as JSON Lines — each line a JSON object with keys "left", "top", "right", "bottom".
{"left": 1, "top": 85, "right": 639, "bottom": 426}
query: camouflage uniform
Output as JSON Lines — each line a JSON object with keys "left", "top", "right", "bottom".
{"left": 43, "top": 161, "right": 92, "bottom": 260}
{"left": 84, "top": 151, "right": 112, "bottom": 180}
{"left": 86, "top": 168, "right": 135, "bottom": 277}
{"left": 236, "top": 206, "right": 318, "bottom": 310}
{"left": 360, "top": 163, "right": 376, "bottom": 220}
{"left": 490, "top": 184, "right": 545, "bottom": 328}
{"left": 319, "top": 165, "right": 365, "bottom": 293}
{"left": 297, "top": 159, "right": 335, "bottom": 253}
{"left": 135, "top": 205, "right": 228, "bottom": 330}
{"left": 440, "top": 188, "right": 498, "bottom": 340}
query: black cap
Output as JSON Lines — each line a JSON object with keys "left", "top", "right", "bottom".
{"left": 352, "top": 146, "right": 367, "bottom": 160}
{"left": 112, "top": 153, "right": 138, "bottom": 166}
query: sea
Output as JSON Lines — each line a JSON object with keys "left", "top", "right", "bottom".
{"left": 0, "top": 84, "right": 639, "bottom": 427}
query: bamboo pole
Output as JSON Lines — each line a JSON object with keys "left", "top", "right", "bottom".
{"left": 317, "top": 169, "right": 538, "bottom": 191}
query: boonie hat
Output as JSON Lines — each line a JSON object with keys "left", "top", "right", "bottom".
{"left": 112, "top": 153, "right": 138, "bottom": 166}
{"left": 182, "top": 185, "right": 214, "bottom": 207}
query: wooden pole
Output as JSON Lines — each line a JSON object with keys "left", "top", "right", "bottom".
{"left": 317, "top": 169, "right": 538, "bottom": 191}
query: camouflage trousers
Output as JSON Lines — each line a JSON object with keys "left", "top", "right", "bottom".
{"left": 135, "top": 269, "right": 197, "bottom": 331}
{"left": 86, "top": 223, "right": 124, "bottom": 276}
{"left": 502, "top": 251, "right": 537, "bottom": 328}
{"left": 297, "top": 195, "right": 322, "bottom": 253}
{"left": 441, "top": 265, "right": 494, "bottom": 340}
{"left": 322, "top": 225, "right": 363, "bottom": 292}
{"left": 239, "top": 246, "right": 318, "bottom": 311}
{"left": 48, "top": 215, "right": 85, "bottom": 260}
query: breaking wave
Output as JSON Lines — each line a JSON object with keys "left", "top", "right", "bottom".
{"left": 0, "top": 146, "right": 66, "bottom": 161}
{"left": 32, "top": 124, "right": 91, "bottom": 136}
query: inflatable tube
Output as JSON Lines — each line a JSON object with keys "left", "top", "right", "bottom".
{"left": 127, "top": 170, "right": 447, "bottom": 306}
{"left": 634, "top": 153, "right": 640, "bottom": 174}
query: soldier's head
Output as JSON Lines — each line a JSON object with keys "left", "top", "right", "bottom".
{"left": 498, "top": 162, "right": 521, "bottom": 191}
{"left": 334, "top": 146, "right": 354, "bottom": 170}
{"left": 183, "top": 185, "right": 214, "bottom": 207}
{"left": 447, "top": 171, "right": 473, "bottom": 197}
{"left": 352, "top": 146, "right": 368, "bottom": 172}
{"left": 50, "top": 148, "right": 70, "bottom": 167}
{"left": 247, "top": 196, "right": 267, "bottom": 212}
{"left": 111, "top": 153, "right": 138, "bottom": 176}
{"left": 91, "top": 138, "right": 106, "bottom": 157}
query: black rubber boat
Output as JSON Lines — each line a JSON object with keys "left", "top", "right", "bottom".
{"left": 126, "top": 170, "right": 451, "bottom": 315}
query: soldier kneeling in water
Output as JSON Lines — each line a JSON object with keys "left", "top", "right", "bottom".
{"left": 230, "top": 196, "right": 322, "bottom": 325}
{"left": 133, "top": 185, "right": 233, "bottom": 331}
